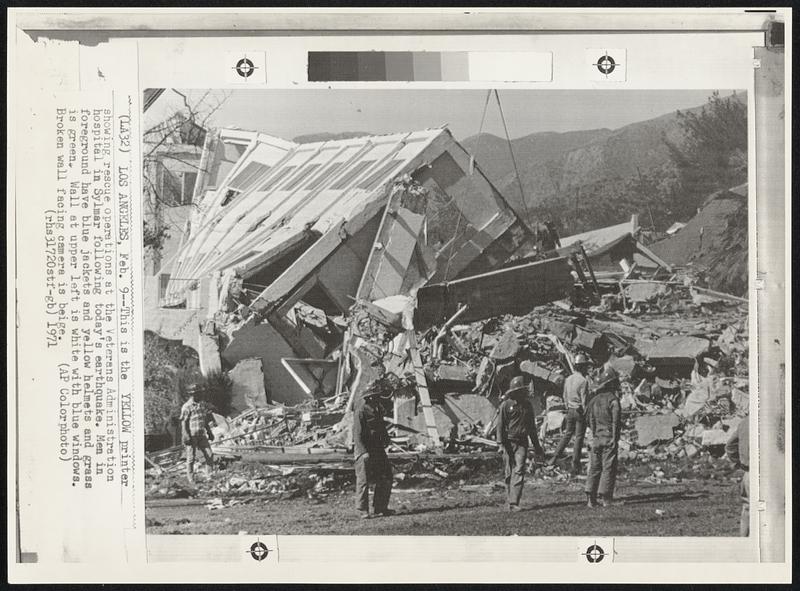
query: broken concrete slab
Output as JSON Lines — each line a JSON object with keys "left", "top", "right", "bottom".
{"left": 624, "top": 281, "right": 670, "bottom": 303}
{"left": 542, "top": 318, "right": 575, "bottom": 342}
{"left": 635, "top": 413, "right": 680, "bottom": 446}
{"left": 519, "top": 360, "right": 565, "bottom": 391}
{"left": 701, "top": 429, "right": 730, "bottom": 447}
{"left": 372, "top": 294, "right": 415, "bottom": 330}
{"left": 607, "top": 355, "right": 636, "bottom": 376}
{"left": 198, "top": 333, "right": 222, "bottom": 375}
{"left": 432, "top": 364, "right": 473, "bottom": 389}
{"left": 489, "top": 330, "right": 520, "bottom": 362}
{"left": 716, "top": 324, "right": 746, "bottom": 356}
{"left": 573, "top": 326, "right": 602, "bottom": 350}
{"left": 731, "top": 388, "right": 748, "bottom": 411}
{"left": 646, "top": 335, "right": 710, "bottom": 365}
{"left": 228, "top": 358, "right": 269, "bottom": 413}
{"left": 414, "top": 256, "right": 575, "bottom": 329}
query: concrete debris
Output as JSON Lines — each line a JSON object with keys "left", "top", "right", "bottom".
{"left": 147, "top": 255, "right": 749, "bottom": 499}
{"left": 624, "top": 281, "right": 670, "bottom": 303}
{"left": 701, "top": 429, "right": 731, "bottom": 447}
{"left": 489, "top": 329, "right": 520, "bottom": 362}
{"left": 646, "top": 335, "right": 710, "bottom": 366}
{"left": 634, "top": 413, "right": 681, "bottom": 446}
{"left": 228, "top": 358, "right": 269, "bottom": 412}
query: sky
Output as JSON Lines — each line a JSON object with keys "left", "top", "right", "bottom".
{"left": 182, "top": 89, "right": 742, "bottom": 142}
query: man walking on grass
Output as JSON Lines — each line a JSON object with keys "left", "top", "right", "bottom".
{"left": 497, "top": 376, "right": 546, "bottom": 511}
{"left": 585, "top": 367, "right": 622, "bottom": 507}
{"left": 549, "top": 354, "right": 593, "bottom": 475}
{"left": 353, "top": 380, "right": 395, "bottom": 519}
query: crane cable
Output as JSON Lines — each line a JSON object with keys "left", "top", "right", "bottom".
{"left": 494, "top": 88, "right": 533, "bottom": 226}
{"left": 470, "top": 89, "right": 493, "bottom": 174}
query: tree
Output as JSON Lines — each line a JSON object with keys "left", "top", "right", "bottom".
{"left": 142, "top": 90, "right": 231, "bottom": 262}
{"left": 664, "top": 91, "right": 747, "bottom": 219}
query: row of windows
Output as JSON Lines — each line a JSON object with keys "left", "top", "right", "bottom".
{"left": 222, "top": 155, "right": 406, "bottom": 207}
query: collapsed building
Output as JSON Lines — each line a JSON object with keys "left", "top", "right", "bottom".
{"left": 144, "top": 120, "right": 749, "bottom": 491}
{"left": 146, "top": 125, "right": 580, "bottom": 417}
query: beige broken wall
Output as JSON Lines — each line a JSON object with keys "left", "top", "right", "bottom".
{"left": 228, "top": 358, "right": 269, "bottom": 413}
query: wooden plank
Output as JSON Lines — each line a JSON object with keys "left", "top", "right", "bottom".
{"left": 406, "top": 330, "right": 443, "bottom": 449}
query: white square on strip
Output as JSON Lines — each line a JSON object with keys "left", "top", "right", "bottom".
{"left": 226, "top": 51, "right": 267, "bottom": 85}
{"left": 576, "top": 537, "right": 615, "bottom": 565}
{"left": 468, "top": 51, "right": 552, "bottom": 82}
{"left": 586, "top": 49, "right": 627, "bottom": 82}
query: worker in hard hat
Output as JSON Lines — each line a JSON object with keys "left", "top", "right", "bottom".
{"left": 352, "top": 379, "right": 395, "bottom": 519}
{"left": 585, "top": 367, "right": 622, "bottom": 507}
{"left": 548, "top": 353, "right": 593, "bottom": 475}
{"left": 496, "top": 376, "right": 545, "bottom": 511}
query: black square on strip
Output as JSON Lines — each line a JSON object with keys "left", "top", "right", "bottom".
{"left": 768, "top": 21, "right": 784, "bottom": 47}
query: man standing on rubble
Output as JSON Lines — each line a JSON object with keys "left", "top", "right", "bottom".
{"left": 497, "top": 376, "right": 545, "bottom": 511}
{"left": 584, "top": 367, "right": 622, "bottom": 507}
{"left": 181, "top": 383, "right": 216, "bottom": 484}
{"left": 548, "top": 354, "right": 593, "bottom": 475}
{"left": 353, "top": 380, "right": 395, "bottom": 519}
{"left": 725, "top": 415, "right": 750, "bottom": 536}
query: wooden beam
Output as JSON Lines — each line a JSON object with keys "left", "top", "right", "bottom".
{"left": 406, "top": 330, "right": 442, "bottom": 450}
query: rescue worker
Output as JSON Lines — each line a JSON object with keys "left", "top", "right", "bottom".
{"left": 725, "top": 415, "right": 750, "bottom": 536}
{"left": 181, "top": 383, "right": 216, "bottom": 484}
{"left": 548, "top": 354, "right": 593, "bottom": 474}
{"left": 584, "top": 367, "right": 622, "bottom": 507}
{"left": 496, "top": 376, "right": 545, "bottom": 511}
{"left": 352, "top": 380, "right": 395, "bottom": 519}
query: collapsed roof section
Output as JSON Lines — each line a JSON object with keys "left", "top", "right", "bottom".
{"left": 160, "top": 125, "right": 535, "bottom": 406}
{"left": 165, "top": 126, "right": 532, "bottom": 315}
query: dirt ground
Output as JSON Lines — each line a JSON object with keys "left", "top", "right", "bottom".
{"left": 146, "top": 475, "right": 743, "bottom": 537}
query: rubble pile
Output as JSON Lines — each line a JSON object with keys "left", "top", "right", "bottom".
{"left": 146, "top": 276, "right": 749, "bottom": 496}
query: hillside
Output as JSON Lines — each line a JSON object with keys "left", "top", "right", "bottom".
{"left": 462, "top": 94, "right": 745, "bottom": 236}
{"left": 649, "top": 184, "right": 748, "bottom": 296}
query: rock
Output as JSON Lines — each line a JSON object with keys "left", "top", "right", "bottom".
{"left": 635, "top": 413, "right": 680, "bottom": 446}
{"left": 684, "top": 444, "right": 699, "bottom": 458}
{"left": 490, "top": 330, "right": 520, "bottom": 362}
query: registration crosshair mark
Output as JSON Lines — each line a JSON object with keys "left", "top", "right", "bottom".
{"left": 582, "top": 542, "right": 606, "bottom": 563}
{"left": 593, "top": 53, "right": 618, "bottom": 77}
{"left": 248, "top": 540, "right": 271, "bottom": 561}
{"left": 234, "top": 56, "right": 258, "bottom": 79}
